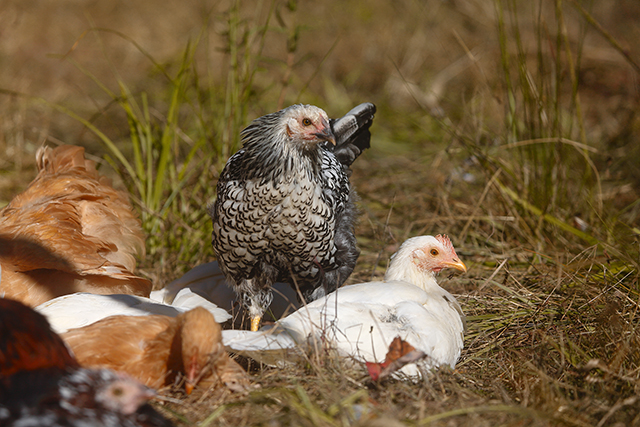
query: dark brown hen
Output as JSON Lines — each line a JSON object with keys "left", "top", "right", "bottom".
{"left": 0, "top": 295, "right": 78, "bottom": 378}
{"left": 0, "top": 298, "right": 172, "bottom": 427}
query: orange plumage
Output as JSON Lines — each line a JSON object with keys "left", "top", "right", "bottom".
{"left": 62, "top": 307, "right": 251, "bottom": 394}
{"left": 0, "top": 145, "right": 151, "bottom": 306}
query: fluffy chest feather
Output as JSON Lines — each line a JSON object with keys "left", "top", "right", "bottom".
{"left": 212, "top": 148, "right": 350, "bottom": 275}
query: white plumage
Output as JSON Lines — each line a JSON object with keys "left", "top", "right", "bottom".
{"left": 36, "top": 290, "right": 232, "bottom": 335}
{"left": 36, "top": 262, "right": 298, "bottom": 336}
{"left": 222, "top": 235, "right": 467, "bottom": 377}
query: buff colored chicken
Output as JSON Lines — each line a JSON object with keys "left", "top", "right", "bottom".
{"left": 0, "top": 145, "right": 151, "bottom": 306}
{"left": 62, "top": 307, "right": 251, "bottom": 394}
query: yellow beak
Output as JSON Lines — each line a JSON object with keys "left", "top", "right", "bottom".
{"left": 314, "top": 122, "right": 336, "bottom": 146}
{"left": 444, "top": 258, "right": 467, "bottom": 273}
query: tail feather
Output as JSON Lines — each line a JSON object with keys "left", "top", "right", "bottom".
{"left": 327, "top": 102, "right": 376, "bottom": 167}
{"left": 36, "top": 145, "right": 99, "bottom": 177}
{"left": 151, "top": 261, "right": 230, "bottom": 304}
{"left": 36, "top": 145, "right": 145, "bottom": 265}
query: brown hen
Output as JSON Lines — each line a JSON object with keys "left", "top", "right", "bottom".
{"left": 0, "top": 145, "right": 151, "bottom": 306}
{"left": 62, "top": 306, "right": 251, "bottom": 394}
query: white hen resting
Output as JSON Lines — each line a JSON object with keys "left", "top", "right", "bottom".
{"left": 222, "top": 235, "right": 467, "bottom": 377}
{"left": 36, "top": 291, "right": 231, "bottom": 335}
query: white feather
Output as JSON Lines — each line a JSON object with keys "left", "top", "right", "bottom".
{"left": 36, "top": 291, "right": 231, "bottom": 335}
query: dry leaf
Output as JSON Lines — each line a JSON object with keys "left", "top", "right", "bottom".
{"left": 366, "top": 337, "right": 427, "bottom": 380}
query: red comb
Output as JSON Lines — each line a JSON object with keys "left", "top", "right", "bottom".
{"left": 434, "top": 234, "right": 457, "bottom": 256}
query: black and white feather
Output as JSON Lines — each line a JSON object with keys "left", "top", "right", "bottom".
{"left": 209, "top": 103, "right": 376, "bottom": 330}
{"left": 325, "top": 102, "right": 376, "bottom": 168}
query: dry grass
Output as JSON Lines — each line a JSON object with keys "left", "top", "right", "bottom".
{"left": 2, "top": 0, "right": 640, "bottom": 425}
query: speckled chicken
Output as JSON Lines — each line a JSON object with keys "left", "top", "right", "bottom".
{"left": 209, "top": 103, "right": 376, "bottom": 331}
{"left": 0, "top": 145, "right": 151, "bottom": 307}
{"left": 0, "top": 298, "right": 172, "bottom": 427}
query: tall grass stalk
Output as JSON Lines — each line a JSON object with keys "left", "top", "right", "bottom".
{"left": 53, "top": 1, "right": 302, "bottom": 264}
{"left": 61, "top": 36, "right": 210, "bottom": 254}
{"left": 473, "top": 0, "right": 607, "bottom": 251}
{"left": 216, "top": 0, "right": 274, "bottom": 165}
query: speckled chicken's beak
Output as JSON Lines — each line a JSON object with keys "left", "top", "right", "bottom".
{"left": 314, "top": 122, "right": 336, "bottom": 146}
{"left": 444, "top": 258, "right": 467, "bottom": 273}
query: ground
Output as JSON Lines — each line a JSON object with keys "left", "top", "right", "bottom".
{"left": 1, "top": 0, "right": 640, "bottom": 425}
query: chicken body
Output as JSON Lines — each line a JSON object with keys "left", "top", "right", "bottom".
{"left": 0, "top": 297, "right": 78, "bottom": 378}
{"left": 210, "top": 103, "right": 375, "bottom": 330}
{"left": 222, "top": 235, "right": 468, "bottom": 377}
{"left": 62, "top": 307, "right": 250, "bottom": 393}
{"left": 0, "top": 145, "right": 150, "bottom": 306}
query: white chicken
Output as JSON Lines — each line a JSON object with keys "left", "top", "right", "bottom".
{"left": 36, "top": 290, "right": 231, "bottom": 335}
{"left": 222, "top": 235, "right": 467, "bottom": 377}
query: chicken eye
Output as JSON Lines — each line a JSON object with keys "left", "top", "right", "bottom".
{"left": 430, "top": 249, "right": 439, "bottom": 256}
{"left": 302, "top": 118, "right": 312, "bottom": 126}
